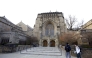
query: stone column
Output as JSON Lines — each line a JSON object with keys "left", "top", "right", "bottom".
{"left": 48, "top": 38, "right": 50, "bottom": 47}
{"left": 39, "top": 39, "right": 42, "bottom": 47}
{"left": 55, "top": 39, "right": 59, "bottom": 47}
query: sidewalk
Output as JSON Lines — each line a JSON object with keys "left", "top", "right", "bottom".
{"left": 0, "top": 47, "right": 76, "bottom": 58}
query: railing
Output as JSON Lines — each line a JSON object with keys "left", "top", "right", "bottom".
{"left": 16, "top": 45, "right": 31, "bottom": 52}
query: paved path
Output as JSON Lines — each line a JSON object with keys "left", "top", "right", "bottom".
{"left": 0, "top": 47, "right": 76, "bottom": 58}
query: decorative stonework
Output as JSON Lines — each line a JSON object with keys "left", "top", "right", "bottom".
{"left": 33, "top": 12, "right": 67, "bottom": 47}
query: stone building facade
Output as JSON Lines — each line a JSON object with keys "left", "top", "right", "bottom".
{"left": 17, "top": 21, "right": 33, "bottom": 36}
{"left": 82, "top": 19, "right": 92, "bottom": 29}
{"left": 0, "top": 16, "right": 27, "bottom": 45}
{"left": 78, "top": 19, "right": 92, "bottom": 45}
{"left": 33, "top": 12, "right": 67, "bottom": 47}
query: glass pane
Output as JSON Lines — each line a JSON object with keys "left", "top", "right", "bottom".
{"left": 45, "top": 23, "right": 54, "bottom": 36}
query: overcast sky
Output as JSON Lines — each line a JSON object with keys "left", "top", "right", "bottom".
{"left": 0, "top": 0, "right": 92, "bottom": 28}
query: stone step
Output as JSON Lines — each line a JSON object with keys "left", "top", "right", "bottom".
{"left": 21, "top": 47, "right": 62, "bottom": 56}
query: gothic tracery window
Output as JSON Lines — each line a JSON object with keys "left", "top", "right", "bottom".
{"left": 45, "top": 22, "right": 54, "bottom": 36}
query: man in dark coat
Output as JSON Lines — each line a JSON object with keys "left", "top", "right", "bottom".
{"left": 65, "top": 43, "right": 71, "bottom": 58}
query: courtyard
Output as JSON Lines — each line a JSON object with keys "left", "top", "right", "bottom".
{"left": 0, "top": 47, "right": 76, "bottom": 58}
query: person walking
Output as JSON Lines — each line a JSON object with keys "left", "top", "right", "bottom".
{"left": 74, "top": 44, "right": 81, "bottom": 58}
{"left": 65, "top": 43, "right": 71, "bottom": 58}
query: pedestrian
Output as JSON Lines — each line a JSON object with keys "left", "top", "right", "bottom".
{"left": 74, "top": 44, "right": 81, "bottom": 58}
{"left": 65, "top": 43, "right": 71, "bottom": 58}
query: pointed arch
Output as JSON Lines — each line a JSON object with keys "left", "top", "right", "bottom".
{"left": 43, "top": 20, "right": 57, "bottom": 36}
{"left": 50, "top": 40, "right": 55, "bottom": 47}
{"left": 45, "top": 21, "right": 54, "bottom": 36}
{"left": 43, "top": 40, "right": 47, "bottom": 47}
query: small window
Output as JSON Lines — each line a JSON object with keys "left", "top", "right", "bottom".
{"left": 1, "top": 38, "right": 9, "bottom": 45}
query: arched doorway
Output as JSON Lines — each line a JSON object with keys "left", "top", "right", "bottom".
{"left": 50, "top": 40, "right": 55, "bottom": 47}
{"left": 43, "top": 40, "right": 47, "bottom": 47}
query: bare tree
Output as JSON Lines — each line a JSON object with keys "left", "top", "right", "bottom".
{"left": 65, "top": 15, "right": 77, "bottom": 30}
{"left": 76, "top": 20, "right": 84, "bottom": 29}
{"left": 59, "top": 31, "right": 79, "bottom": 45}
{"left": 26, "top": 36, "right": 39, "bottom": 45}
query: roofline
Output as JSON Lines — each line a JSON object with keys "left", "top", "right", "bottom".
{"left": 38, "top": 12, "right": 63, "bottom": 15}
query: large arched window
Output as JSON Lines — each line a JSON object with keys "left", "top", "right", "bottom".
{"left": 45, "top": 22, "right": 54, "bottom": 36}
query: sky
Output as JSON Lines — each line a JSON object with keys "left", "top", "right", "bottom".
{"left": 0, "top": 0, "right": 92, "bottom": 28}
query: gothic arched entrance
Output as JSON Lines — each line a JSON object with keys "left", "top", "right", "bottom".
{"left": 50, "top": 40, "right": 55, "bottom": 47}
{"left": 43, "top": 40, "right": 47, "bottom": 47}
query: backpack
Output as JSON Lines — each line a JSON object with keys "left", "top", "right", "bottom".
{"left": 65, "top": 45, "right": 71, "bottom": 52}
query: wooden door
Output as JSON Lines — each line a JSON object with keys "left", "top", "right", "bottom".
{"left": 43, "top": 40, "right": 47, "bottom": 47}
{"left": 50, "top": 40, "right": 55, "bottom": 47}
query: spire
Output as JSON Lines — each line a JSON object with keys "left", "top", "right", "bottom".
{"left": 50, "top": 10, "right": 51, "bottom": 12}
{"left": 56, "top": 10, "right": 58, "bottom": 12}
{"left": 21, "top": 20, "right": 22, "bottom": 22}
{"left": 3, "top": 15, "right": 5, "bottom": 17}
{"left": 21, "top": 20, "right": 23, "bottom": 23}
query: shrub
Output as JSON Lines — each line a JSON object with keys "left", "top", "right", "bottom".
{"left": 81, "top": 45, "right": 92, "bottom": 48}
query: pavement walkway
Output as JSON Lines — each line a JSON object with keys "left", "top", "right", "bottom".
{"left": 0, "top": 47, "right": 76, "bottom": 58}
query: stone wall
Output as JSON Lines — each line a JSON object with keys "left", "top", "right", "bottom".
{"left": 0, "top": 45, "right": 31, "bottom": 53}
{"left": 81, "top": 48, "right": 92, "bottom": 58}
{"left": 71, "top": 46, "right": 92, "bottom": 58}
{"left": 0, "top": 16, "right": 28, "bottom": 44}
